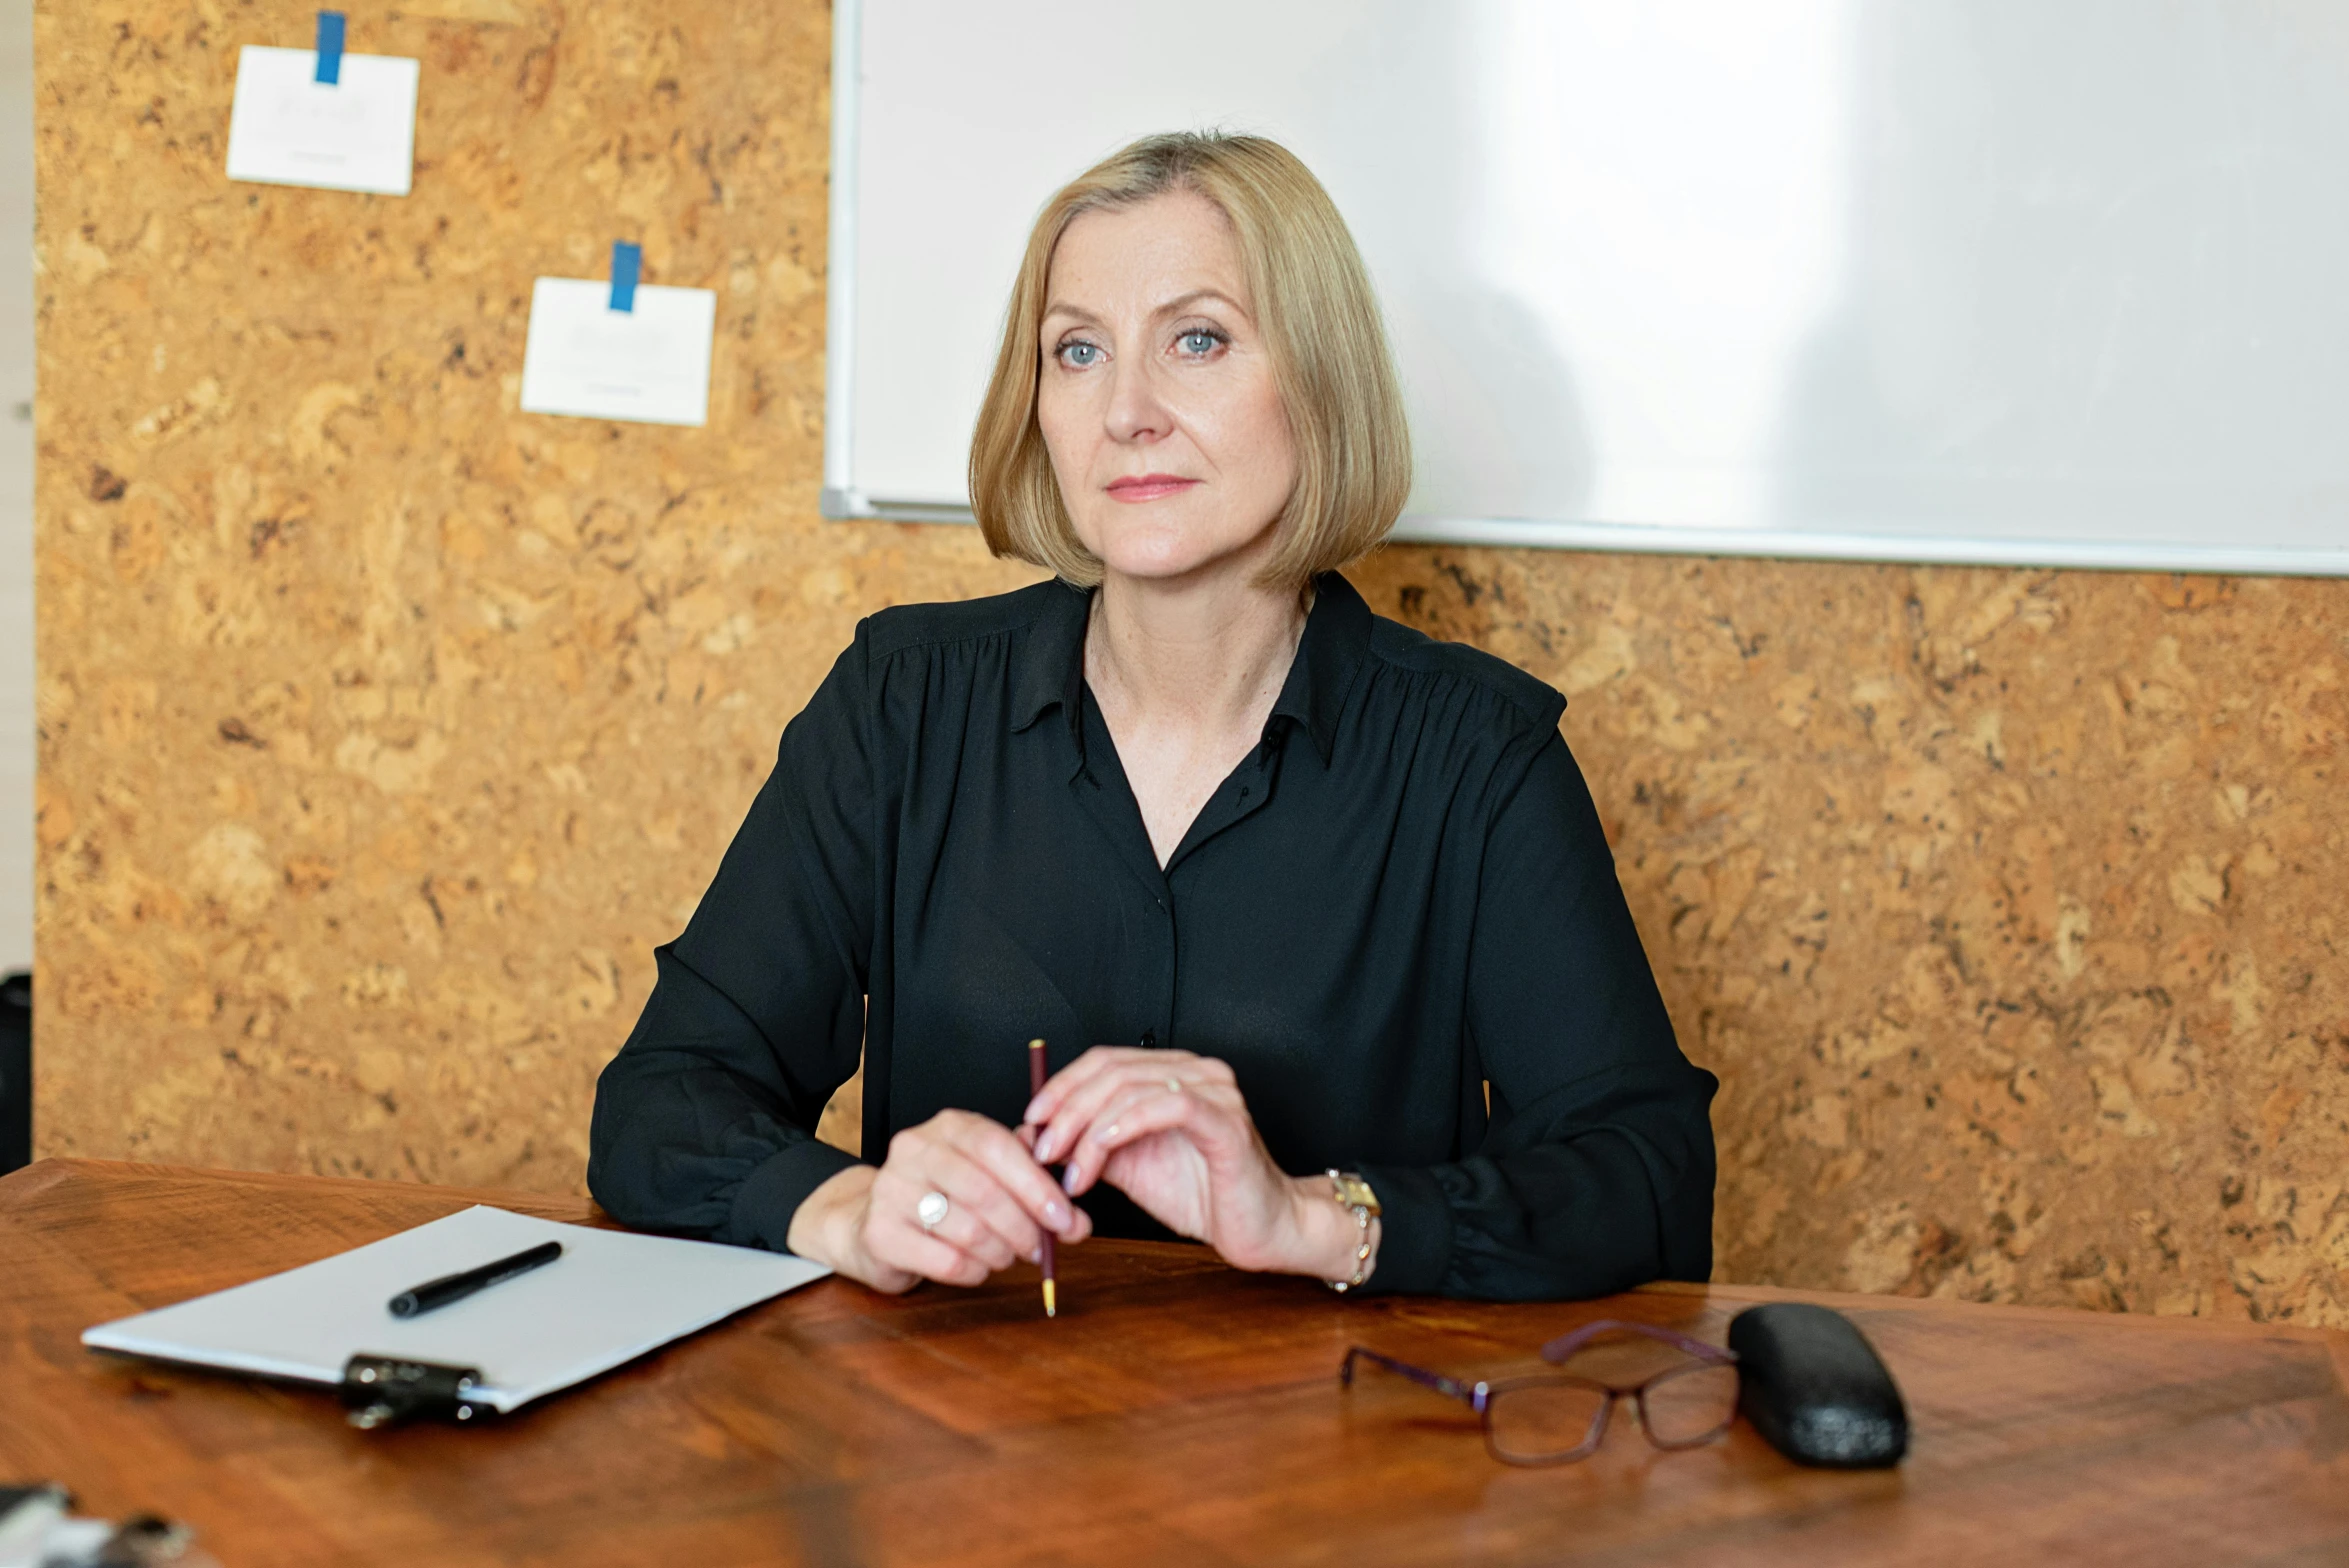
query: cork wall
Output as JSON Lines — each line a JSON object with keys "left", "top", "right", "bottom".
{"left": 1348, "top": 553, "right": 2349, "bottom": 1325}
{"left": 35, "top": 0, "right": 2349, "bottom": 1324}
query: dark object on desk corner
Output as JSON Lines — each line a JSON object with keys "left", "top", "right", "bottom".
{"left": 1, "top": 1480, "right": 70, "bottom": 1532}
{"left": 341, "top": 1355, "right": 490, "bottom": 1429}
{"left": 83, "top": 1512, "right": 204, "bottom": 1567}
{"left": 1, "top": 1483, "right": 208, "bottom": 1566}
{"left": 1727, "top": 1303, "right": 1908, "bottom": 1468}
{"left": 0, "top": 971, "right": 29, "bottom": 1176}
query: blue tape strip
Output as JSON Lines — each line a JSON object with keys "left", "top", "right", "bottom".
{"left": 609, "top": 242, "right": 641, "bottom": 313}
{"left": 314, "top": 11, "right": 345, "bottom": 85}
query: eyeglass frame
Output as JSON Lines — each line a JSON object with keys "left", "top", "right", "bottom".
{"left": 1338, "top": 1318, "right": 1741, "bottom": 1467}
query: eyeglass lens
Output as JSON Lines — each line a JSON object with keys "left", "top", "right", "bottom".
{"left": 1485, "top": 1382, "right": 1610, "bottom": 1463}
{"left": 1484, "top": 1361, "right": 1739, "bottom": 1462}
{"left": 1639, "top": 1360, "right": 1740, "bottom": 1446}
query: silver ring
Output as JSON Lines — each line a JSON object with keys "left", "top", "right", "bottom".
{"left": 916, "top": 1190, "right": 950, "bottom": 1231}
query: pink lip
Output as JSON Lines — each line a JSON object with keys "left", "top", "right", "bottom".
{"left": 1104, "top": 473, "right": 1200, "bottom": 502}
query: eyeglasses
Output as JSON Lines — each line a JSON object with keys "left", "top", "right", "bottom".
{"left": 1339, "top": 1319, "right": 1740, "bottom": 1466}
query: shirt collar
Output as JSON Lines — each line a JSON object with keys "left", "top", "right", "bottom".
{"left": 1270, "top": 572, "right": 1371, "bottom": 764}
{"left": 1009, "top": 571, "right": 1372, "bottom": 766}
{"left": 1010, "top": 580, "right": 1093, "bottom": 751}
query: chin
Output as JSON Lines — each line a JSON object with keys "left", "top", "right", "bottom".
{"left": 1079, "top": 514, "right": 1272, "bottom": 585}
{"left": 1096, "top": 546, "right": 1222, "bottom": 583}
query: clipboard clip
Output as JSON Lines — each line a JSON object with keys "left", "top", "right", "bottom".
{"left": 340, "top": 1354, "right": 489, "bottom": 1429}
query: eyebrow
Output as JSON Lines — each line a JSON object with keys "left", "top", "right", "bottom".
{"left": 1040, "top": 288, "right": 1249, "bottom": 329}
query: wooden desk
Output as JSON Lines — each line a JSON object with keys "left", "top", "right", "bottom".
{"left": 4, "top": 1159, "right": 2345, "bottom": 1566}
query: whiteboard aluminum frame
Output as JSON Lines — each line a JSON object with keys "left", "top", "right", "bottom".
{"left": 818, "top": 0, "right": 2349, "bottom": 581}
{"left": 821, "top": 0, "right": 861, "bottom": 512}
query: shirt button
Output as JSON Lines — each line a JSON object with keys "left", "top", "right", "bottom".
{"left": 1140, "top": 1029, "right": 1158, "bottom": 1048}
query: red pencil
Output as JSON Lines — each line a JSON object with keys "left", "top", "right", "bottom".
{"left": 1027, "top": 1037, "right": 1057, "bottom": 1318}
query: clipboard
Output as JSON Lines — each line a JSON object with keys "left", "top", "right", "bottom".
{"left": 81, "top": 1205, "right": 830, "bottom": 1426}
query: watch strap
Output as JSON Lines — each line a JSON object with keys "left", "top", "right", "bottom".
{"left": 1324, "top": 1169, "right": 1379, "bottom": 1292}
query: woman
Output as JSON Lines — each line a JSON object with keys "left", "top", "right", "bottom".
{"left": 588, "top": 132, "right": 1715, "bottom": 1301}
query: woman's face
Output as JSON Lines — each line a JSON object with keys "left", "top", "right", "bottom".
{"left": 1036, "top": 190, "right": 1298, "bottom": 587}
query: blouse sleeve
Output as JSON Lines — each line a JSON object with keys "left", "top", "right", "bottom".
{"left": 585, "top": 629, "right": 878, "bottom": 1251}
{"left": 1353, "top": 728, "right": 1718, "bottom": 1300}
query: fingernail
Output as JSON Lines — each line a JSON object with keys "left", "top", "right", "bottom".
{"left": 1062, "top": 1166, "right": 1081, "bottom": 1194}
{"left": 1029, "top": 1246, "right": 1042, "bottom": 1264}
{"left": 1034, "top": 1130, "right": 1057, "bottom": 1162}
{"left": 1045, "top": 1199, "right": 1068, "bottom": 1226}
{"left": 1023, "top": 1097, "right": 1043, "bottom": 1124}
{"left": 1096, "top": 1122, "right": 1119, "bottom": 1144}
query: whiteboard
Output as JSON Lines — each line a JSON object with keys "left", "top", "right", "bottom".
{"left": 824, "top": 0, "right": 2349, "bottom": 577}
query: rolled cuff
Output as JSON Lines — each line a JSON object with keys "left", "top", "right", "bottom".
{"left": 725, "top": 1137, "right": 864, "bottom": 1254}
{"left": 1351, "top": 1162, "right": 1452, "bottom": 1296}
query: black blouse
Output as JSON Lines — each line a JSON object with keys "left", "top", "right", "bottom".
{"left": 587, "top": 573, "right": 1716, "bottom": 1300}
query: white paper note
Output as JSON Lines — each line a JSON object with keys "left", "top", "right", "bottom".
{"left": 82, "top": 1205, "right": 829, "bottom": 1413}
{"left": 519, "top": 277, "right": 717, "bottom": 427}
{"left": 225, "top": 46, "right": 419, "bottom": 197}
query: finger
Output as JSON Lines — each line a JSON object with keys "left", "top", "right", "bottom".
{"left": 1034, "top": 1053, "right": 1200, "bottom": 1164}
{"left": 929, "top": 1200, "right": 1021, "bottom": 1273}
{"left": 865, "top": 1166, "right": 992, "bottom": 1275}
{"left": 1024, "top": 1045, "right": 1173, "bottom": 1128}
{"left": 1047, "top": 1056, "right": 1236, "bottom": 1169}
{"left": 1037, "top": 1060, "right": 1185, "bottom": 1171}
{"left": 948, "top": 1117, "right": 1090, "bottom": 1241}
{"left": 924, "top": 1144, "right": 1045, "bottom": 1267}
{"left": 867, "top": 1212, "right": 992, "bottom": 1287}
{"left": 1059, "top": 1078, "right": 1237, "bottom": 1197}
{"left": 872, "top": 1158, "right": 1021, "bottom": 1273}
{"left": 890, "top": 1113, "right": 1077, "bottom": 1247}
{"left": 1058, "top": 1077, "right": 1209, "bottom": 1196}
{"left": 874, "top": 1160, "right": 1022, "bottom": 1272}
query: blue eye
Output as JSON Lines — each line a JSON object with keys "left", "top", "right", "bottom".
{"left": 1058, "top": 341, "right": 1100, "bottom": 368}
{"left": 1179, "top": 329, "right": 1222, "bottom": 356}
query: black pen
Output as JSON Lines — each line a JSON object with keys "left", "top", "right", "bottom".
{"left": 387, "top": 1240, "right": 563, "bottom": 1318}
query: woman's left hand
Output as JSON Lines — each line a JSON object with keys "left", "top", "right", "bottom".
{"left": 1024, "top": 1047, "right": 1370, "bottom": 1281}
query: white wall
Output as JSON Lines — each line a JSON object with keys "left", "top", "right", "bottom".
{"left": 0, "top": 0, "right": 29, "bottom": 973}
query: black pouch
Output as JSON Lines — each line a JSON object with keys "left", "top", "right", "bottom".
{"left": 1727, "top": 1303, "right": 1908, "bottom": 1468}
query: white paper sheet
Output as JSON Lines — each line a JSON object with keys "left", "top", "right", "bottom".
{"left": 224, "top": 46, "right": 419, "bottom": 197}
{"left": 519, "top": 277, "right": 717, "bottom": 427}
{"left": 81, "top": 1205, "right": 828, "bottom": 1413}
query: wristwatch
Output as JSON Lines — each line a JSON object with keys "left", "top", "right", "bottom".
{"left": 1324, "top": 1169, "right": 1381, "bottom": 1293}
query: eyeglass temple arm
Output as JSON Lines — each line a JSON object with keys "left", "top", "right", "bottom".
{"left": 1339, "top": 1347, "right": 1475, "bottom": 1403}
{"left": 1537, "top": 1319, "right": 1736, "bottom": 1367}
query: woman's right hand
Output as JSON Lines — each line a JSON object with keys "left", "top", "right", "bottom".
{"left": 784, "top": 1110, "right": 1090, "bottom": 1293}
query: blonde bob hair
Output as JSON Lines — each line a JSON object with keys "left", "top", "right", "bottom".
{"left": 969, "top": 131, "right": 1412, "bottom": 591}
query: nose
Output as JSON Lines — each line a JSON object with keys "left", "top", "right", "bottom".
{"left": 1104, "top": 356, "right": 1171, "bottom": 446}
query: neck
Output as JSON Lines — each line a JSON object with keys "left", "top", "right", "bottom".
{"left": 1086, "top": 564, "right": 1309, "bottom": 735}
